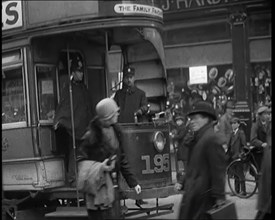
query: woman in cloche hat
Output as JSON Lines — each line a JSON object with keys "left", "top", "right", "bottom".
{"left": 77, "top": 98, "right": 141, "bottom": 220}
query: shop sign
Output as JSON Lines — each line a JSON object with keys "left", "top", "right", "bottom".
{"left": 160, "top": 0, "right": 256, "bottom": 12}
{"left": 189, "top": 66, "right": 208, "bottom": 84}
{"left": 114, "top": 3, "right": 163, "bottom": 19}
{"left": 2, "top": 0, "right": 23, "bottom": 31}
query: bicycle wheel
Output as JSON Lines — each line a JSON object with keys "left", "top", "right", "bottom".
{"left": 227, "top": 160, "right": 258, "bottom": 198}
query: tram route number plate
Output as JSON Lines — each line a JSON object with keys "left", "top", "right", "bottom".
{"left": 141, "top": 153, "right": 169, "bottom": 174}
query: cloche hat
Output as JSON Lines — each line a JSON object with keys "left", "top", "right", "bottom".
{"left": 96, "top": 98, "right": 120, "bottom": 121}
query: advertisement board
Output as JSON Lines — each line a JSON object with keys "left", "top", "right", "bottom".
{"left": 2, "top": 0, "right": 23, "bottom": 31}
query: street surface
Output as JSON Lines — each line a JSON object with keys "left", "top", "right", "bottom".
{"left": 125, "top": 172, "right": 258, "bottom": 219}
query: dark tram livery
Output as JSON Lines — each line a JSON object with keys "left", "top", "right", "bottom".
{"left": 2, "top": 1, "right": 177, "bottom": 219}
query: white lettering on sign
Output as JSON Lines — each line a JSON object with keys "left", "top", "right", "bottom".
{"left": 2, "top": 0, "right": 23, "bottom": 31}
{"left": 161, "top": 0, "right": 240, "bottom": 11}
{"left": 114, "top": 4, "right": 163, "bottom": 19}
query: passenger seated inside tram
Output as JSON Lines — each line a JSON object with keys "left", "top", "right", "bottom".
{"left": 40, "top": 94, "right": 55, "bottom": 120}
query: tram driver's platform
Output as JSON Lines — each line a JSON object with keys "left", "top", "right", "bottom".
{"left": 45, "top": 185, "right": 177, "bottom": 219}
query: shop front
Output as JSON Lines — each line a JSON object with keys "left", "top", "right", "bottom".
{"left": 160, "top": 0, "right": 271, "bottom": 138}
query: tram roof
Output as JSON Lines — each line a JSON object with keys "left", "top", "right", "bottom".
{"left": 2, "top": 0, "right": 163, "bottom": 40}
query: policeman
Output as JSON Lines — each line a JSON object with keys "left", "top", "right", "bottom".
{"left": 114, "top": 66, "right": 148, "bottom": 123}
{"left": 113, "top": 66, "right": 148, "bottom": 206}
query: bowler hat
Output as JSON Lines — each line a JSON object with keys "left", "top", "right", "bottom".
{"left": 123, "top": 66, "right": 135, "bottom": 76}
{"left": 257, "top": 106, "right": 268, "bottom": 115}
{"left": 187, "top": 100, "right": 217, "bottom": 120}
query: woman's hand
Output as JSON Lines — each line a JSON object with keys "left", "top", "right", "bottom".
{"left": 134, "top": 184, "right": 141, "bottom": 194}
{"left": 101, "top": 156, "right": 116, "bottom": 172}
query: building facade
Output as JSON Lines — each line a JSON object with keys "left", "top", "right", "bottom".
{"left": 160, "top": 0, "right": 271, "bottom": 138}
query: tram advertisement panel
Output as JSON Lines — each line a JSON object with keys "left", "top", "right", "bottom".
{"left": 25, "top": 0, "right": 162, "bottom": 28}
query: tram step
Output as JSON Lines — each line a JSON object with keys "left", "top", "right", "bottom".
{"left": 45, "top": 207, "right": 88, "bottom": 220}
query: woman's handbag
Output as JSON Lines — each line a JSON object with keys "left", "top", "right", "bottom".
{"left": 206, "top": 200, "right": 238, "bottom": 219}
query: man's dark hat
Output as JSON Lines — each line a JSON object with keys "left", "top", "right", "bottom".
{"left": 230, "top": 117, "right": 240, "bottom": 124}
{"left": 70, "top": 60, "right": 82, "bottom": 72}
{"left": 123, "top": 66, "right": 135, "bottom": 76}
{"left": 187, "top": 100, "right": 217, "bottom": 120}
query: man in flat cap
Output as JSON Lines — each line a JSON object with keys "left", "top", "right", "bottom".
{"left": 227, "top": 117, "right": 247, "bottom": 196}
{"left": 216, "top": 101, "right": 235, "bottom": 152}
{"left": 250, "top": 105, "right": 270, "bottom": 171}
{"left": 114, "top": 65, "right": 148, "bottom": 123}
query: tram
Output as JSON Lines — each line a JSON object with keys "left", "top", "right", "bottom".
{"left": 2, "top": 1, "right": 176, "bottom": 219}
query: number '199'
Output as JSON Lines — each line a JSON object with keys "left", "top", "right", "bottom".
{"left": 141, "top": 153, "right": 170, "bottom": 174}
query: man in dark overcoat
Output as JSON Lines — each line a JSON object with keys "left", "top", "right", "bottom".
{"left": 54, "top": 61, "right": 92, "bottom": 186}
{"left": 175, "top": 100, "right": 226, "bottom": 219}
{"left": 114, "top": 66, "right": 148, "bottom": 123}
{"left": 113, "top": 65, "right": 148, "bottom": 206}
{"left": 250, "top": 105, "right": 270, "bottom": 171}
{"left": 255, "top": 120, "right": 271, "bottom": 220}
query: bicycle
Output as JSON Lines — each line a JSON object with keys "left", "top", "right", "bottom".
{"left": 226, "top": 144, "right": 261, "bottom": 198}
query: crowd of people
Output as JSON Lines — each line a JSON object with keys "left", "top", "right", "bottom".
{"left": 53, "top": 61, "right": 271, "bottom": 220}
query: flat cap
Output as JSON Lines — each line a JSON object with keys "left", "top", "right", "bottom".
{"left": 257, "top": 106, "right": 268, "bottom": 114}
{"left": 226, "top": 101, "right": 235, "bottom": 109}
{"left": 230, "top": 117, "right": 240, "bottom": 124}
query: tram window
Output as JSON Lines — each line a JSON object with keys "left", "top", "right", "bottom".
{"left": 2, "top": 67, "right": 26, "bottom": 124}
{"left": 35, "top": 65, "right": 56, "bottom": 122}
{"left": 2, "top": 50, "right": 21, "bottom": 65}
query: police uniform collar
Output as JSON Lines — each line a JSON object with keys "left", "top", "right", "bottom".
{"left": 125, "top": 85, "right": 136, "bottom": 94}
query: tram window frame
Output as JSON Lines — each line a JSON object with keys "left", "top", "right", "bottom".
{"left": 2, "top": 49, "right": 27, "bottom": 129}
{"left": 35, "top": 64, "right": 57, "bottom": 124}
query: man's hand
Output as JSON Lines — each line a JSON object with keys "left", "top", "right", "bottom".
{"left": 262, "top": 143, "right": 268, "bottom": 148}
{"left": 213, "top": 198, "right": 226, "bottom": 208}
{"left": 134, "top": 184, "right": 141, "bottom": 194}
{"left": 174, "top": 183, "right": 183, "bottom": 192}
{"left": 53, "top": 122, "right": 59, "bottom": 130}
{"left": 135, "top": 109, "right": 143, "bottom": 116}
